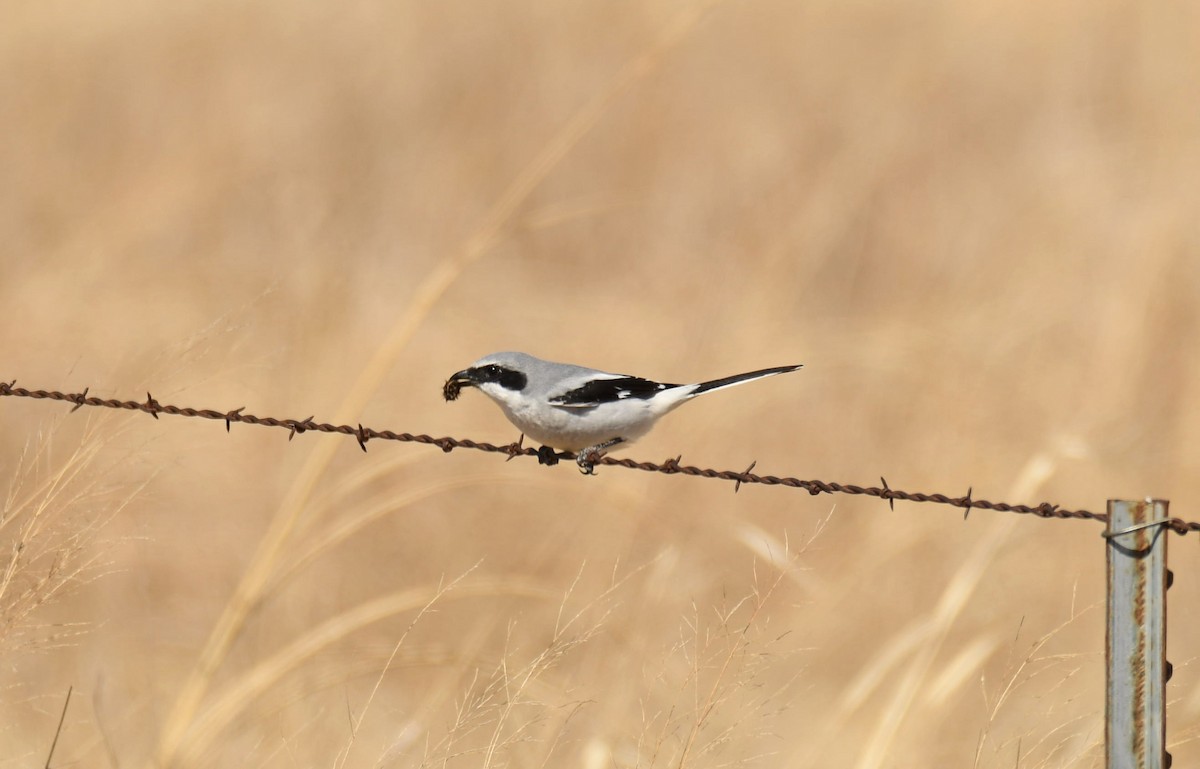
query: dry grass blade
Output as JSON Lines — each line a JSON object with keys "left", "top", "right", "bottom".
{"left": 1, "top": 416, "right": 138, "bottom": 656}
{"left": 176, "top": 576, "right": 555, "bottom": 765}
{"left": 852, "top": 445, "right": 1082, "bottom": 769}
{"left": 628, "top": 552, "right": 799, "bottom": 769}
{"left": 971, "top": 594, "right": 1100, "bottom": 768}
{"left": 416, "top": 562, "right": 645, "bottom": 769}
{"left": 42, "top": 685, "right": 72, "bottom": 769}
{"left": 272, "top": 474, "right": 530, "bottom": 591}
{"left": 675, "top": 570, "right": 787, "bottom": 769}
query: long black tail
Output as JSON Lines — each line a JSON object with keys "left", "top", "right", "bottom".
{"left": 690, "top": 364, "right": 802, "bottom": 397}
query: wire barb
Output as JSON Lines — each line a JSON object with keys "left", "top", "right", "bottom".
{"left": 69, "top": 387, "right": 89, "bottom": 413}
{"left": 735, "top": 461, "right": 757, "bottom": 494}
{"left": 288, "top": 416, "right": 315, "bottom": 441}
{"left": 225, "top": 407, "right": 244, "bottom": 432}
{"left": 505, "top": 434, "right": 525, "bottom": 462}
{"left": 145, "top": 392, "right": 160, "bottom": 419}
{"left": 1035, "top": 503, "right": 1060, "bottom": 518}
{"left": 2, "top": 381, "right": 1198, "bottom": 535}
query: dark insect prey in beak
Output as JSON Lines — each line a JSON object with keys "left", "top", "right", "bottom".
{"left": 443, "top": 371, "right": 474, "bottom": 402}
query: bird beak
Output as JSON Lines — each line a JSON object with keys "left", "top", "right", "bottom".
{"left": 443, "top": 368, "right": 479, "bottom": 402}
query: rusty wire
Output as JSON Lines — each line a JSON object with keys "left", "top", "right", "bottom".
{"left": 2, "top": 381, "right": 1197, "bottom": 535}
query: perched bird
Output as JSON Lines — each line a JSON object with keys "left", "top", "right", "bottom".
{"left": 443, "top": 351, "right": 801, "bottom": 473}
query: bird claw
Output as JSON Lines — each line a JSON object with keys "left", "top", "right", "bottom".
{"left": 576, "top": 451, "right": 598, "bottom": 475}
{"left": 574, "top": 437, "right": 624, "bottom": 475}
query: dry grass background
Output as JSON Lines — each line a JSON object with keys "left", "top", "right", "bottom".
{"left": 2, "top": 0, "right": 1199, "bottom": 766}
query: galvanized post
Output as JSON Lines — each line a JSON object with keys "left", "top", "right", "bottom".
{"left": 1106, "top": 499, "right": 1170, "bottom": 769}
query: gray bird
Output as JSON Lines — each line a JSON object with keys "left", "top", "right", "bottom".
{"left": 444, "top": 351, "right": 801, "bottom": 473}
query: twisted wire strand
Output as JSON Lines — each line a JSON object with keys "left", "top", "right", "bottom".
{"left": 2, "top": 382, "right": 1195, "bottom": 534}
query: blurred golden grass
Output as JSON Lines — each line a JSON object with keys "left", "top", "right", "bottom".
{"left": 0, "top": 416, "right": 131, "bottom": 657}
{"left": 3, "top": 0, "right": 1200, "bottom": 766}
{"left": 154, "top": 6, "right": 719, "bottom": 763}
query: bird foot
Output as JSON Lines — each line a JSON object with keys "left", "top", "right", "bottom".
{"left": 575, "top": 437, "right": 625, "bottom": 475}
{"left": 537, "top": 445, "right": 560, "bottom": 466}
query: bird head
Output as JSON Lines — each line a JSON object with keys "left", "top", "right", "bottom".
{"left": 443, "top": 353, "right": 531, "bottom": 403}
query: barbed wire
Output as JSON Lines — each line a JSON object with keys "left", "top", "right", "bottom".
{"left": 2, "top": 381, "right": 1196, "bottom": 535}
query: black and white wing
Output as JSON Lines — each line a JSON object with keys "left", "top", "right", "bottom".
{"left": 548, "top": 375, "right": 681, "bottom": 409}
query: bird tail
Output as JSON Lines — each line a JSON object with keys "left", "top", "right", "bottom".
{"left": 690, "top": 364, "right": 802, "bottom": 397}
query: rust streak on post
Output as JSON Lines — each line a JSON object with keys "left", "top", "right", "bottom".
{"left": 1106, "top": 499, "right": 1169, "bottom": 769}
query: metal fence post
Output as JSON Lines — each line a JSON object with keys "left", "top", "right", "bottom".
{"left": 1106, "top": 499, "right": 1170, "bottom": 769}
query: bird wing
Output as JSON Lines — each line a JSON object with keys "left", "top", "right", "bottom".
{"left": 548, "top": 375, "right": 681, "bottom": 408}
